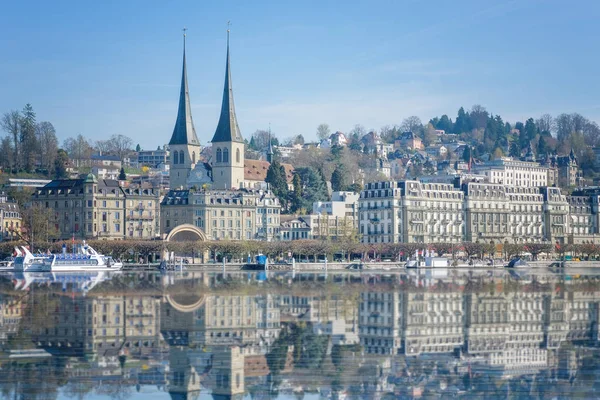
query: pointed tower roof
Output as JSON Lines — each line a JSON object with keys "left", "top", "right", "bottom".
{"left": 267, "top": 124, "right": 274, "bottom": 163}
{"left": 211, "top": 29, "right": 244, "bottom": 143}
{"left": 169, "top": 30, "right": 200, "bottom": 146}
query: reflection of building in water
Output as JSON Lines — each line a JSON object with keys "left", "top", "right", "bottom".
{"left": 566, "top": 291, "right": 600, "bottom": 342}
{"left": 281, "top": 294, "right": 359, "bottom": 345}
{"left": 32, "top": 294, "right": 163, "bottom": 356}
{"left": 359, "top": 291, "right": 402, "bottom": 355}
{"left": 465, "top": 292, "right": 510, "bottom": 354}
{"left": 0, "top": 295, "right": 23, "bottom": 345}
{"left": 167, "top": 346, "right": 202, "bottom": 400}
{"left": 161, "top": 294, "right": 281, "bottom": 353}
{"left": 402, "top": 292, "right": 463, "bottom": 356}
{"left": 543, "top": 291, "right": 569, "bottom": 349}
{"left": 210, "top": 346, "right": 245, "bottom": 399}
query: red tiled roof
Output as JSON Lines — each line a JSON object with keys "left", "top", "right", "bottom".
{"left": 244, "top": 160, "right": 294, "bottom": 183}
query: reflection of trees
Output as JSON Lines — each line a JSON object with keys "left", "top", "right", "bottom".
{"left": 62, "top": 380, "right": 95, "bottom": 400}
{"left": 0, "top": 357, "right": 67, "bottom": 400}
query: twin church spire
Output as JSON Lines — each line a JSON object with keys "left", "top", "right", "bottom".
{"left": 169, "top": 26, "right": 243, "bottom": 147}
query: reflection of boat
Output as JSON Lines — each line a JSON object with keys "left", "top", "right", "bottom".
{"left": 10, "top": 270, "right": 120, "bottom": 294}
{"left": 12, "top": 241, "right": 122, "bottom": 272}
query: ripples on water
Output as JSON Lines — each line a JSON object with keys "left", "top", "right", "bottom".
{"left": 0, "top": 269, "right": 600, "bottom": 399}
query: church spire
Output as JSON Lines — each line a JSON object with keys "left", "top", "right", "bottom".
{"left": 169, "top": 28, "right": 200, "bottom": 146}
{"left": 267, "top": 123, "right": 274, "bottom": 163}
{"left": 211, "top": 24, "right": 244, "bottom": 143}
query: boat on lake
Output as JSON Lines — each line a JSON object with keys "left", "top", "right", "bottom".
{"left": 10, "top": 242, "right": 122, "bottom": 272}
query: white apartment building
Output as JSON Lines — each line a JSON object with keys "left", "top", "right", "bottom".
{"left": 472, "top": 158, "right": 548, "bottom": 188}
{"left": 359, "top": 181, "right": 463, "bottom": 244}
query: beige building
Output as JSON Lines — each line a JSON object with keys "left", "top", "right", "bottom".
{"left": 31, "top": 174, "right": 160, "bottom": 240}
{"left": 161, "top": 189, "right": 281, "bottom": 241}
{"left": 0, "top": 194, "right": 21, "bottom": 241}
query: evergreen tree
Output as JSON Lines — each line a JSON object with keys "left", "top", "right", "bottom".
{"left": 331, "top": 165, "right": 348, "bottom": 192}
{"left": 53, "top": 149, "right": 69, "bottom": 179}
{"left": 290, "top": 173, "right": 302, "bottom": 213}
{"left": 20, "top": 103, "right": 37, "bottom": 172}
{"left": 524, "top": 118, "right": 537, "bottom": 142}
{"left": 537, "top": 135, "right": 548, "bottom": 156}
{"left": 294, "top": 167, "right": 328, "bottom": 211}
{"left": 509, "top": 141, "right": 521, "bottom": 158}
{"left": 135, "top": 144, "right": 141, "bottom": 152}
{"left": 118, "top": 167, "right": 126, "bottom": 180}
{"left": 462, "top": 146, "right": 471, "bottom": 164}
{"left": 265, "top": 160, "right": 289, "bottom": 210}
{"left": 454, "top": 107, "right": 471, "bottom": 134}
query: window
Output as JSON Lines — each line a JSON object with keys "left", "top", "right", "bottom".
{"left": 216, "top": 148, "right": 222, "bottom": 163}
{"left": 236, "top": 148, "right": 240, "bottom": 163}
{"left": 179, "top": 150, "right": 184, "bottom": 164}
{"left": 223, "top": 148, "right": 229, "bottom": 163}
{"left": 173, "top": 152, "right": 178, "bottom": 164}
{"left": 192, "top": 151, "right": 196, "bottom": 164}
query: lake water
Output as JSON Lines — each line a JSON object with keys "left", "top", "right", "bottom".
{"left": 1, "top": 268, "right": 600, "bottom": 399}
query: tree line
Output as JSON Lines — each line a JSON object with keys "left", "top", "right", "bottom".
{"left": 1, "top": 239, "right": 593, "bottom": 263}
{"left": 1, "top": 104, "right": 134, "bottom": 178}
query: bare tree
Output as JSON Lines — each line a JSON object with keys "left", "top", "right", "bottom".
{"left": 63, "top": 134, "right": 92, "bottom": 167}
{"left": 380, "top": 125, "right": 400, "bottom": 143}
{"left": 400, "top": 116, "right": 423, "bottom": 134}
{"left": 349, "top": 124, "right": 366, "bottom": 138}
{"left": 107, "top": 134, "right": 133, "bottom": 161}
{"left": 35, "top": 121, "right": 58, "bottom": 173}
{"left": 94, "top": 139, "right": 111, "bottom": 155}
{"left": 0, "top": 137, "right": 13, "bottom": 169}
{"left": 1, "top": 110, "right": 20, "bottom": 170}
{"left": 536, "top": 114, "right": 554, "bottom": 135}
{"left": 316, "top": 123, "right": 330, "bottom": 141}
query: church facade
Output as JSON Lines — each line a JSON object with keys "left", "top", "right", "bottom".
{"left": 162, "top": 30, "right": 281, "bottom": 241}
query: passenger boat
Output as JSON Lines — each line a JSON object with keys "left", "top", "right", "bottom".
{"left": 12, "top": 242, "right": 122, "bottom": 272}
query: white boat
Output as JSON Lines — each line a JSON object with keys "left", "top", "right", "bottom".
{"left": 13, "top": 241, "right": 123, "bottom": 272}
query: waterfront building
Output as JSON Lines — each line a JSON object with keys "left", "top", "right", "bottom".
{"left": 160, "top": 189, "right": 281, "bottom": 241}
{"left": 279, "top": 216, "right": 312, "bottom": 240}
{"left": 31, "top": 174, "right": 160, "bottom": 240}
{"left": 359, "top": 180, "right": 600, "bottom": 245}
{"left": 359, "top": 180, "right": 463, "bottom": 244}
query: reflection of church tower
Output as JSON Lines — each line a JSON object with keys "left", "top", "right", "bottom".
{"left": 210, "top": 29, "right": 245, "bottom": 190}
{"left": 211, "top": 346, "right": 245, "bottom": 399}
{"left": 169, "top": 30, "right": 201, "bottom": 190}
{"left": 168, "top": 347, "right": 201, "bottom": 400}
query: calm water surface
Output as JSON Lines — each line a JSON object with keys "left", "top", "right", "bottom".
{"left": 1, "top": 268, "right": 600, "bottom": 399}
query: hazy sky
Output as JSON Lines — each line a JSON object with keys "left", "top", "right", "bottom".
{"left": 1, "top": 0, "right": 599, "bottom": 148}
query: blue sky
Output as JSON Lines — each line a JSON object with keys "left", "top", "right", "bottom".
{"left": 1, "top": 0, "right": 599, "bottom": 148}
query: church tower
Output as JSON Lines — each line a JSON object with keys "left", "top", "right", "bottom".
{"left": 211, "top": 28, "right": 245, "bottom": 190}
{"left": 169, "top": 29, "right": 201, "bottom": 190}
